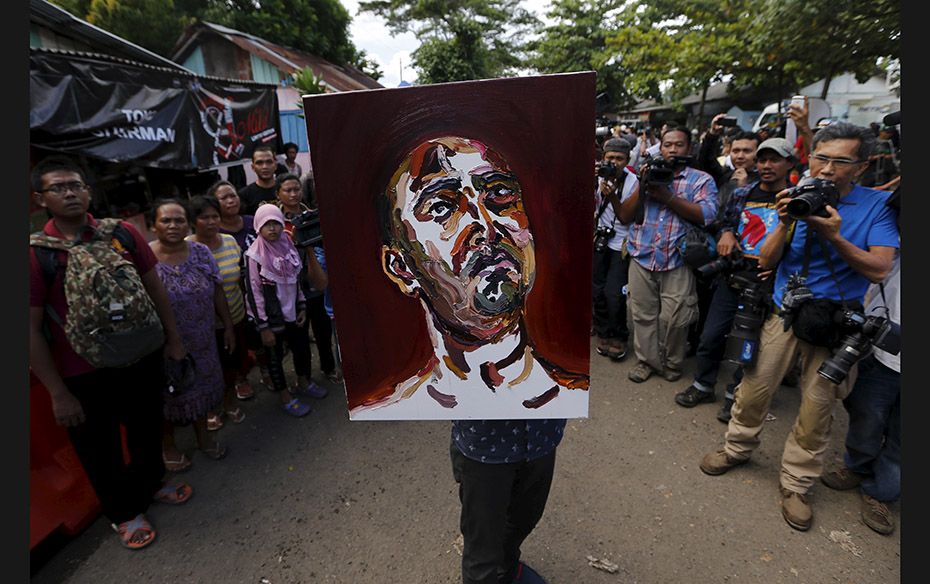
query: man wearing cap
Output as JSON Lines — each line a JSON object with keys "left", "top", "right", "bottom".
{"left": 592, "top": 138, "right": 639, "bottom": 362}
{"left": 673, "top": 137, "right": 795, "bottom": 421}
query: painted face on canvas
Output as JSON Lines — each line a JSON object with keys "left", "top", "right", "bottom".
{"left": 384, "top": 137, "right": 536, "bottom": 342}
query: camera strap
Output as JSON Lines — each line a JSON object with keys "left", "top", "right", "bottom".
{"left": 595, "top": 173, "right": 626, "bottom": 226}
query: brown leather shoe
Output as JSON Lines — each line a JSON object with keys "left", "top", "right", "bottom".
{"left": 780, "top": 488, "right": 812, "bottom": 531}
{"left": 700, "top": 449, "right": 748, "bottom": 476}
{"left": 821, "top": 466, "right": 864, "bottom": 491}
{"left": 860, "top": 493, "right": 895, "bottom": 535}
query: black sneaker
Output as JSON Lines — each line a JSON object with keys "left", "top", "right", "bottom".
{"left": 674, "top": 385, "right": 715, "bottom": 408}
{"left": 717, "top": 397, "right": 734, "bottom": 423}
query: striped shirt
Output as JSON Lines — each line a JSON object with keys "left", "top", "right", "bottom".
{"left": 627, "top": 165, "right": 718, "bottom": 271}
{"left": 188, "top": 234, "right": 245, "bottom": 325}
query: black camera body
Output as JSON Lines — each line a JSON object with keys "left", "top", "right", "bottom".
{"left": 290, "top": 209, "right": 323, "bottom": 248}
{"left": 644, "top": 157, "right": 675, "bottom": 185}
{"left": 818, "top": 310, "right": 901, "bottom": 384}
{"left": 697, "top": 250, "right": 749, "bottom": 278}
{"left": 593, "top": 225, "right": 615, "bottom": 253}
{"left": 785, "top": 177, "right": 839, "bottom": 220}
{"left": 597, "top": 161, "right": 622, "bottom": 180}
{"left": 781, "top": 273, "right": 815, "bottom": 313}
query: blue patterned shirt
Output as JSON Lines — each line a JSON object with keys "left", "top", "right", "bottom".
{"left": 452, "top": 419, "right": 566, "bottom": 464}
{"left": 626, "top": 165, "right": 718, "bottom": 271}
{"left": 718, "top": 181, "right": 758, "bottom": 235}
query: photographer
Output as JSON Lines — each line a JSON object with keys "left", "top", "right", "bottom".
{"left": 821, "top": 188, "right": 900, "bottom": 536}
{"left": 593, "top": 138, "right": 639, "bottom": 361}
{"left": 619, "top": 126, "right": 718, "bottom": 383}
{"left": 674, "top": 138, "right": 795, "bottom": 422}
{"left": 699, "top": 122, "right": 899, "bottom": 532}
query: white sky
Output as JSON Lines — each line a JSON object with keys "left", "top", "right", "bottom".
{"left": 341, "top": 0, "right": 555, "bottom": 87}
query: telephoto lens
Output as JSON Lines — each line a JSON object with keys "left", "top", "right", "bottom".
{"left": 723, "top": 285, "right": 767, "bottom": 366}
{"left": 817, "top": 332, "right": 871, "bottom": 384}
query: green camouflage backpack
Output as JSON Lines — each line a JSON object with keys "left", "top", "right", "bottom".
{"left": 30, "top": 218, "right": 165, "bottom": 368}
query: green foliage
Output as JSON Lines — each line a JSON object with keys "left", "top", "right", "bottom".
{"left": 359, "top": 0, "right": 539, "bottom": 83}
{"left": 84, "top": 0, "right": 188, "bottom": 58}
{"left": 291, "top": 66, "right": 326, "bottom": 118}
{"left": 529, "top": 0, "right": 633, "bottom": 106}
{"left": 50, "top": 0, "right": 379, "bottom": 79}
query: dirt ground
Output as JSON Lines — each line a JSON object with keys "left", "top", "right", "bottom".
{"left": 31, "top": 339, "right": 901, "bottom": 584}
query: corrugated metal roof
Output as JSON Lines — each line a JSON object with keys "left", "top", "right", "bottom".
{"left": 173, "top": 21, "right": 382, "bottom": 92}
{"left": 31, "top": 46, "right": 277, "bottom": 89}
{"left": 30, "top": 0, "right": 192, "bottom": 73}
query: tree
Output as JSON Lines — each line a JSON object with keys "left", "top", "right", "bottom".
{"left": 529, "top": 0, "right": 635, "bottom": 108}
{"left": 50, "top": 0, "right": 380, "bottom": 79}
{"left": 292, "top": 66, "right": 327, "bottom": 118}
{"left": 84, "top": 0, "right": 188, "bottom": 58}
{"left": 744, "top": 0, "right": 900, "bottom": 99}
{"left": 359, "top": 0, "right": 539, "bottom": 83}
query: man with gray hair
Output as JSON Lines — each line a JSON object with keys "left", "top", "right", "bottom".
{"left": 699, "top": 122, "right": 899, "bottom": 532}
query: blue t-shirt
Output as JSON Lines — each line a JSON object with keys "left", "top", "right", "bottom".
{"left": 773, "top": 184, "right": 899, "bottom": 308}
{"left": 452, "top": 419, "right": 566, "bottom": 464}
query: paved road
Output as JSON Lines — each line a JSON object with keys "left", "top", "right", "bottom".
{"left": 32, "top": 340, "right": 900, "bottom": 583}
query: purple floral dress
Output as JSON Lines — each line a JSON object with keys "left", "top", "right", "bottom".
{"left": 156, "top": 241, "right": 225, "bottom": 423}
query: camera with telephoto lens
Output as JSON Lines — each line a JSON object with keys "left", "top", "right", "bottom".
{"left": 697, "top": 250, "right": 750, "bottom": 278}
{"left": 723, "top": 273, "right": 769, "bottom": 366}
{"left": 781, "top": 273, "right": 815, "bottom": 313}
{"left": 290, "top": 209, "right": 322, "bottom": 248}
{"left": 644, "top": 157, "right": 675, "bottom": 185}
{"left": 818, "top": 310, "right": 901, "bottom": 384}
{"left": 597, "top": 161, "right": 622, "bottom": 180}
{"left": 785, "top": 177, "right": 839, "bottom": 220}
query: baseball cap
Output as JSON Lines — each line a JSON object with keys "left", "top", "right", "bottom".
{"left": 603, "top": 138, "right": 631, "bottom": 155}
{"left": 755, "top": 137, "right": 793, "bottom": 159}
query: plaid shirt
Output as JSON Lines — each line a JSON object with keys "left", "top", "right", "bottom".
{"left": 718, "top": 180, "right": 759, "bottom": 235}
{"left": 627, "top": 166, "right": 718, "bottom": 271}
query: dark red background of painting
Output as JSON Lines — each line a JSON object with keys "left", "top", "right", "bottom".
{"left": 303, "top": 73, "right": 595, "bottom": 413}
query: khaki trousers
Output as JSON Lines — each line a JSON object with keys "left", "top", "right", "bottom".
{"left": 627, "top": 261, "right": 697, "bottom": 372}
{"left": 724, "top": 313, "right": 857, "bottom": 493}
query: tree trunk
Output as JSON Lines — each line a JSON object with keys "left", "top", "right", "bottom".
{"left": 820, "top": 65, "right": 836, "bottom": 100}
{"left": 697, "top": 81, "right": 709, "bottom": 131}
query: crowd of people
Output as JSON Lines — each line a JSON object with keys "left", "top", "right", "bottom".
{"left": 29, "top": 106, "right": 901, "bottom": 582}
{"left": 593, "top": 110, "right": 901, "bottom": 538}
{"left": 29, "top": 144, "right": 339, "bottom": 550}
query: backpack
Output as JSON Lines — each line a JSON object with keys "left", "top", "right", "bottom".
{"left": 30, "top": 218, "right": 165, "bottom": 368}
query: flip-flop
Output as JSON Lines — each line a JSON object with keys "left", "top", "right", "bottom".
{"left": 154, "top": 482, "right": 194, "bottom": 505}
{"left": 235, "top": 380, "right": 255, "bottom": 400}
{"left": 225, "top": 407, "right": 245, "bottom": 424}
{"left": 282, "top": 398, "right": 311, "bottom": 417}
{"left": 206, "top": 413, "right": 224, "bottom": 432}
{"left": 112, "top": 514, "right": 156, "bottom": 550}
{"left": 200, "top": 442, "right": 227, "bottom": 460}
{"left": 162, "top": 452, "right": 192, "bottom": 473}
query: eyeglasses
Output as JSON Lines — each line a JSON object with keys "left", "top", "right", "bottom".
{"left": 39, "top": 181, "right": 88, "bottom": 195}
{"left": 810, "top": 154, "right": 863, "bottom": 167}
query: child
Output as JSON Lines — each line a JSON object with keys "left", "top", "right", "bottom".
{"left": 243, "top": 204, "right": 314, "bottom": 417}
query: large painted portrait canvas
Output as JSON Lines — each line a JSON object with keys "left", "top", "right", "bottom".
{"left": 303, "top": 73, "right": 595, "bottom": 420}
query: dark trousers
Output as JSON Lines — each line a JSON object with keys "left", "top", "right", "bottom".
{"left": 842, "top": 355, "right": 901, "bottom": 502}
{"left": 592, "top": 248, "right": 630, "bottom": 340}
{"left": 215, "top": 319, "right": 250, "bottom": 386}
{"left": 64, "top": 351, "right": 166, "bottom": 525}
{"left": 694, "top": 279, "right": 743, "bottom": 393}
{"left": 688, "top": 272, "right": 716, "bottom": 354}
{"left": 307, "top": 295, "right": 336, "bottom": 374}
{"left": 265, "top": 321, "right": 312, "bottom": 392}
{"left": 450, "top": 442, "right": 556, "bottom": 584}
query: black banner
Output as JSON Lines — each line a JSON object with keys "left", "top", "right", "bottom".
{"left": 30, "top": 51, "right": 281, "bottom": 170}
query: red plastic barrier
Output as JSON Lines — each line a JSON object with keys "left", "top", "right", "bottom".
{"left": 29, "top": 372, "right": 101, "bottom": 550}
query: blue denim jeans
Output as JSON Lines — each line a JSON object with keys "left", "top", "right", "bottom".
{"left": 842, "top": 354, "right": 901, "bottom": 502}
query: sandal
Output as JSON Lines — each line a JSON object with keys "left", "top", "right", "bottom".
{"left": 162, "top": 452, "right": 192, "bottom": 473}
{"left": 206, "top": 413, "right": 224, "bottom": 432}
{"left": 154, "top": 482, "right": 194, "bottom": 505}
{"left": 282, "top": 397, "right": 311, "bottom": 417}
{"left": 112, "top": 514, "right": 156, "bottom": 550}
{"left": 259, "top": 367, "right": 273, "bottom": 388}
{"left": 225, "top": 407, "right": 245, "bottom": 424}
{"left": 235, "top": 380, "right": 255, "bottom": 400}
{"left": 200, "top": 442, "right": 227, "bottom": 460}
{"left": 324, "top": 369, "right": 344, "bottom": 383}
